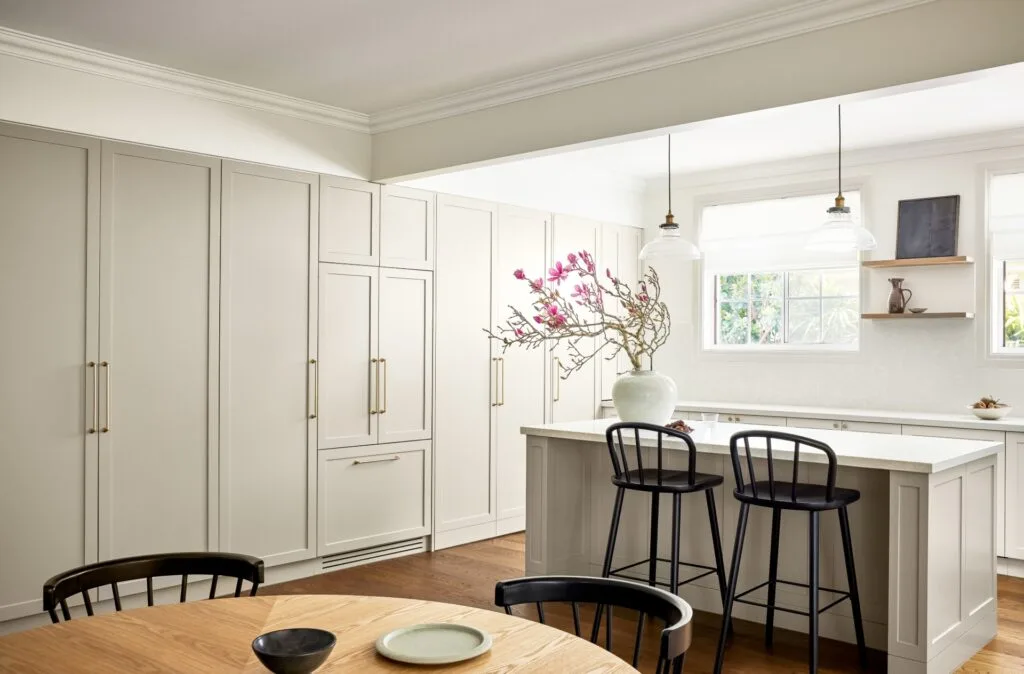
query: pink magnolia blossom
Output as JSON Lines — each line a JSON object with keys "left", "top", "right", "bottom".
{"left": 514, "top": 328, "right": 524, "bottom": 337}
{"left": 513, "top": 268, "right": 526, "bottom": 280}
{"left": 533, "top": 315, "right": 544, "bottom": 324}
{"left": 638, "top": 293, "right": 649, "bottom": 303}
{"left": 547, "top": 261, "right": 569, "bottom": 284}
{"left": 544, "top": 304, "right": 566, "bottom": 328}
{"left": 566, "top": 252, "right": 578, "bottom": 267}
{"left": 579, "top": 251, "right": 596, "bottom": 273}
{"left": 529, "top": 278, "right": 543, "bottom": 291}
{"left": 571, "top": 283, "right": 593, "bottom": 306}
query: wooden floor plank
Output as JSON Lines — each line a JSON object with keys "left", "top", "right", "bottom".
{"left": 263, "top": 534, "right": 1021, "bottom": 672}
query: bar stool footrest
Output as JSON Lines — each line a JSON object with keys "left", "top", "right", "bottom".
{"left": 609, "top": 557, "right": 719, "bottom": 589}
{"left": 732, "top": 579, "right": 852, "bottom": 616}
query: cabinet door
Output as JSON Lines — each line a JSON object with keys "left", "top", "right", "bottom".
{"left": 317, "top": 264, "right": 379, "bottom": 449}
{"left": 381, "top": 185, "right": 434, "bottom": 270}
{"left": 378, "top": 268, "right": 433, "bottom": 444}
{"left": 318, "top": 442, "right": 431, "bottom": 555}
{"left": 722, "top": 413, "right": 785, "bottom": 426}
{"left": 1006, "top": 433, "right": 1024, "bottom": 560}
{"left": 551, "top": 214, "right": 600, "bottom": 422}
{"left": 0, "top": 125, "right": 100, "bottom": 621}
{"left": 495, "top": 205, "right": 549, "bottom": 523}
{"left": 600, "top": 224, "right": 642, "bottom": 400}
{"left": 904, "top": 425, "right": 1006, "bottom": 557}
{"left": 98, "top": 144, "right": 220, "bottom": 563}
{"left": 319, "top": 176, "right": 379, "bottom": 265}
{"left": 221, "top": 162, "right": 317, "bottom": 566}
{"left": 434, "top": 195, "right": 498, "bottom": 534}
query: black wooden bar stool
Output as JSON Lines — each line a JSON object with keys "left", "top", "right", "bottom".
{"left": 601, "top": 422, "right": 729, "bottom": 608}
{"left": 713, "top": 430, "right": 867, "bottom": 674}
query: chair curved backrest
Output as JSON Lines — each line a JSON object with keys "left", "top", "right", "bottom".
{"left": 495, "top": 575, "right": 692, "bottom": 673}
{"left": 729, "top": 430, "right": 838, "bottom": 502}
{"left": 606, "top": 422, "right": 697, "bottom": 488}
{"left": 43, "top": 552, "right": 264, "bottom": 623}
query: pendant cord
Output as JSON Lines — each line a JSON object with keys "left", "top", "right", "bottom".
{"left": 837, "top": 104, "right": 842, "bottom": 198}
{"left": 667, "top": 134, "right": 672, "bottom": 216}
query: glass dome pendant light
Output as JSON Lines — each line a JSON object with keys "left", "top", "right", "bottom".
{"left": 639, "top": 134, "right": 701, "bottom": 262}
{"left": 806, "top": 105, "right": 877, "bottom": 252}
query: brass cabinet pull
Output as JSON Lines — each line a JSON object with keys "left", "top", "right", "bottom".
{"left": 309, "top": 359, "right": 318, "bottom": 419}
{"left": 491, "top": 358, "right": 499, "bottom": 407}
{"left": 499, "top": 357, "right": 505, "bottom": 406}
{"left": 379, "top": 358, "right": 388, "bottom": 414}
{"left": 353, "top": 455, "right": 400, "bottom": 465}
{"left": 87, "top": 362, "right": 97, "bottom": 434}
{"left": 553, "top": 357, "right": 561, "bottom": 402}
{"left": 370, "top": 358, "right": 378, "bottom": 415}
{"left": 100, "top": 361, "right": 110, "bottom": 433}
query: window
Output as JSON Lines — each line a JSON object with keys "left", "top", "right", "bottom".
{"left": 701, "top": 191, "right": 862, "bottom": 350}
{"left": 715, "top": 269, "right": 859, "bottom": 346}
{"left": 990, "top": 172, "right": 1024, "bottom": 353}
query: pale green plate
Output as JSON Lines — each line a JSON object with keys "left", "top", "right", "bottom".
{"left": 375, "top": 623, "right": 493, "bottom": 665}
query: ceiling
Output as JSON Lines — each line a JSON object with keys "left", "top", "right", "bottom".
{"left": 0, "top": 0, "right": 878, "bottom": 114}
{"left": 471, "top": 63, "right": 1024, "bottom": 180}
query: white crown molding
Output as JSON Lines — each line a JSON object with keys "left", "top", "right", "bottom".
{"left": 0, "top": 26, "right": 371, "bottom": 133}
{"left": 369, "top": 0, "right": 935, "bottom": 133}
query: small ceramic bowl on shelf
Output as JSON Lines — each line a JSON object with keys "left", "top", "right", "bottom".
{"left": 909, "top": 307, "right": 928, "bottom": 314}
{"left": 968, "top": 405, "right": 1012, "bottom": 420}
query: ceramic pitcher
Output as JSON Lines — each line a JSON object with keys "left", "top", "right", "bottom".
{"left": 887, "top": 277, "right": 912, "bottom": 313}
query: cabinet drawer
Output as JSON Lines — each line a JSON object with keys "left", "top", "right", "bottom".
{"left": 721, "top": 413, "right": 785, "bottom": 426}
{"left": 318, "top": 442, "right": 431, "bottom": 556}
{"left": 787, "top": 417, "right": 838, "bottom": 430}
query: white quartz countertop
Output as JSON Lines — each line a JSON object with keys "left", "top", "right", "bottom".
{"left": 522, "top": 418, "right": 1002, "bottom": 474}
{"left": 599, "top": 399, "right": 1024, "bottom": 432}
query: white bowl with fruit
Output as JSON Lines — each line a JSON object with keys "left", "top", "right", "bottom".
{"left": 969, "top": 396, "right": 1012, "bottom": 420}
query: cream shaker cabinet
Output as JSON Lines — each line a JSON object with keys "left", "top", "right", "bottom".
{"left": 1002, "top": 432, "right": 1024, "bottom": 560}
{"left": 494, "top": 205, "right": 549, "bottom": 526}
{"left": 434, "top": 195, "right": 499, "bottom": 538}
{"left": 220, "top": 161, "right": 318, "bottom": 567}
{"left": 0, "top": 125, "right": 100, "bottom": 622}
{"left": 316, "top": 264, "right": 433, "bottom": 450}
{"left": 433, "top": 197, "right": 550, "bottom": 548}
{"left": 98, "top": 144, "right": 221, "bottom": 563}
{"left": 319, "top": 179, "right": 434, "bottom": 271}
{"left": 550, "top": 214, "right": 601, "bottom": 423}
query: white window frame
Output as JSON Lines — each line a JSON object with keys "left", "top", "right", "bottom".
{"left": 987, "top": 166, "right": 1024, "bottom": 357}
{"left": 696, "top": 182, "right": 865, "bottom": 354}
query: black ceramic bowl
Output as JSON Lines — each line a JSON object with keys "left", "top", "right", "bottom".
{"left": 251, "top": 628, "right": 337, "bottom": 674}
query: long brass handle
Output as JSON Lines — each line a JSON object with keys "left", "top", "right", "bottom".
{"left": 370, "top": 358, "right": 378, "bottom": 415}
{"left": 100, "top": 361, "right": 110, "bottom": 433}
{"left": 309, "top": 359, "right": 318, "bottom": 419}
{"left": 380, "top": 358, "right": 388, "bottom": 414}
{"left": 87, "top": 362, "right": 97, "bottom": 434}
{"left": 353, "top": 455, "right": 400, "bottom": 465}
{"left": 499, "top": 357, "right": 505, "bottom": 406}
{"left": 491, "top": 357, "right": 499, "bottom": 407}
{"left": 553, "top": 357, "right": 561, "bottom": 402}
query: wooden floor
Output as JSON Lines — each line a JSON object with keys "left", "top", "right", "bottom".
{"left": 265, "top": 534, "right": 1024, "bottom": 673}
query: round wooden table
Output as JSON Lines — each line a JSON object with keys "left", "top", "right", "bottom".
{"left": 0, "top": 594, "right": 638, "bottom": 672}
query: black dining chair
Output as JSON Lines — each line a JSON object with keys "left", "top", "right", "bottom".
{"left": 602, "top": 422, "right": 729, "bottom": 603}
{"left": 43, "top": 552, "right": 264, "bottom": 623}
{"left": 495, "top": 575, "right": 692, "bottom": 673}
{"left": 713, "top": 430, "right": 867, "bottom": 674}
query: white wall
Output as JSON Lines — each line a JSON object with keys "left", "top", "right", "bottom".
{"left": 646, "top": 132, "right": 1024, "bottom": 414}
{"left": 401, "top": 153, "right": 645, "bottom": 226}
{"left": 0, "top": 52, "right": 371, "bottom": 177}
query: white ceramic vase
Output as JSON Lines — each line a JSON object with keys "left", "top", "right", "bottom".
{"left": 611, "top": 369, "right": 678, "bottom": 425}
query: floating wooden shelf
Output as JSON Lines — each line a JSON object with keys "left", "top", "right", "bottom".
{"left": 861, "top": 312, "right": 974, "bottom": 320}
{"left": 861, "top": 256, "right": 973, "bottom": 268}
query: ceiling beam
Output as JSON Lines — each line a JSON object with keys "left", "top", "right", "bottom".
{"left": 371, "top": 0, "right": 1024, "bottom": 182}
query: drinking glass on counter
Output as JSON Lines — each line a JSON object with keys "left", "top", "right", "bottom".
{"left": 701, "top": 412, "right": 719, "bottom": 423}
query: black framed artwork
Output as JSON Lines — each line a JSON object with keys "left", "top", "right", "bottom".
{"left": 895, "top": 195, "right": 960, "bottom": 259}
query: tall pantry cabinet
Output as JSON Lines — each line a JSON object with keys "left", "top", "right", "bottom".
{"left": 0, "top": 125, "right": 227, "bottom": 621}
{"left": 219, "top": 162, "right": 319, "bottom": 567}
{"left": 433, "top": 197, "right": 552, "bottom": 549}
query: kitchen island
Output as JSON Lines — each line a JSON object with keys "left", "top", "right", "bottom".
{"left": 522, "top": 419, "right": 1002, "bottom": 674}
